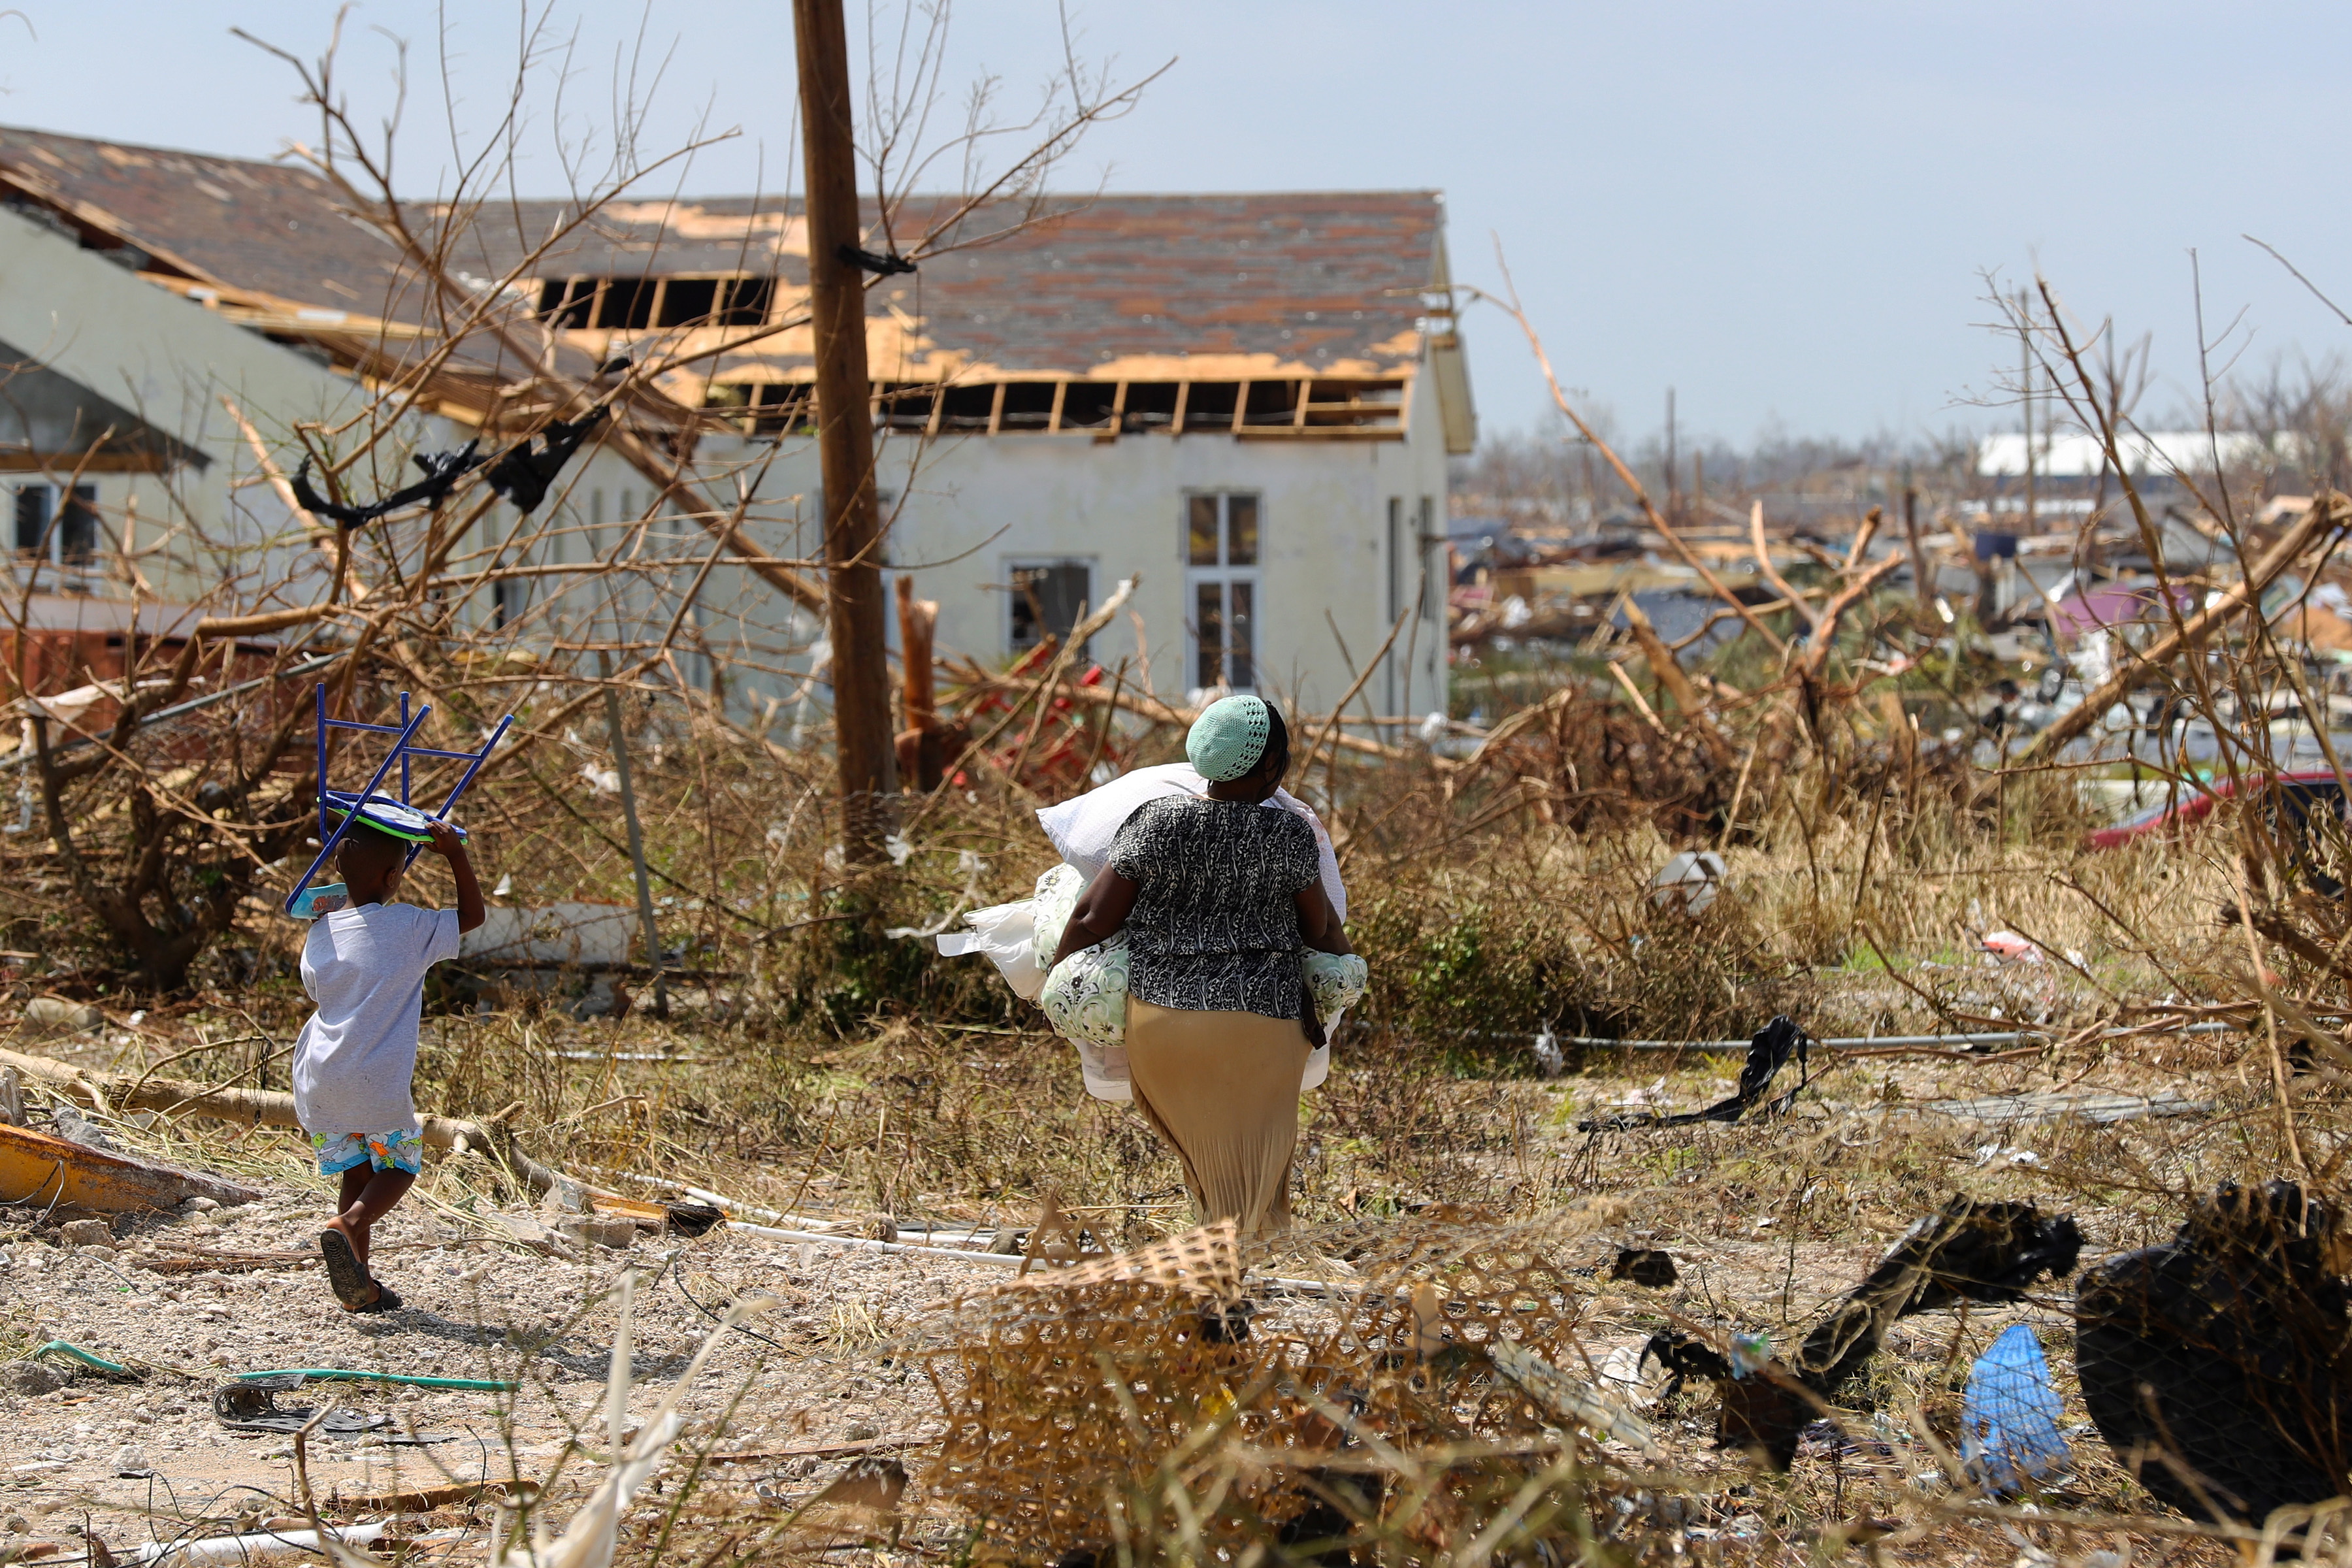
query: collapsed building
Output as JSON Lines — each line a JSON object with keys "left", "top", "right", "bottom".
{"left": 0, "top": 125, "right": 1478, "bottom": 727}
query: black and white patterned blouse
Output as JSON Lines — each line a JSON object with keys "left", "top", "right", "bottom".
{"left": 1109, "top": 794, "right": 1322, "bottom": 1019}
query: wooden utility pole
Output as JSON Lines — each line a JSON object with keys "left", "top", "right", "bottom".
{"left": 1663, "top": 386, "right": 1679, "bottom": 525}
{"left": 794, "top": 0, "right": 897, "bottom": 860}
{"left": 2019, "top": 289, "right": 2036, "bottom": 537}
{"left": 1902, "top": 461, "right": 1931, "bottom": 611}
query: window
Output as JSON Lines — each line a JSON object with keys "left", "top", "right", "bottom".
{"left": 938, "top": 383, "right": 996, "bottom": 431}
{"left": 685, "top": 376, "right": 1407, "bottom": 440}
{"left": 1185, "top": 493, "right": 1259, "bottom": 692}
{"left": 1007, "top": 560, "right": 1094, "bottom": 656}
{"left": 877, "top": 384, "right": 936, "bottom": 432}
{"left": 655, "top": 278, "right": 717, "bottom": 327}
{"left": 1418, "top": 496, "right": 1439, "bottom": 621}
{"left": 1121, "top": 382, "right": 1179, "bottom": 433}
{"left": 999, "top": 382, "right": 1060, "bottom": 431}
{"left": 492, "top": 575, "right": 527, "bottom": 630}
{"left": 1060, "top": 382, "right": 1117, "bottom": 431}
{"left": 1180, "top": 383, "right": 1241, "bottom": 434}
{"left": 1241, "top": 380, "right": 1302, "bottom": 429}
{"left": 13, "top": 483, "right": 97, "bottom": 564}
{"left": 1385, "top": 496, "right": 1403, "bottom": 714}
{"left": 539, "top": 278, "right": 595, "bottom": 328}
{"left": 13, "top": 485, "right": 48, "bottom": 555}
{"left": 716, "top": 277, "right": 774, "bottom": 326}
{"left": 702, "top": 383, "right": 815, "bottom": 436}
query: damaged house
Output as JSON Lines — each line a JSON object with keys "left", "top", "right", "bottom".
{"left": 0, "top": 123, "right": 1475, "bottom": 728}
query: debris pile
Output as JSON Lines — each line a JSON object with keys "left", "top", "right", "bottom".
{"left": 1644, "top": 1195, "right": 2082, "bottom": 1467}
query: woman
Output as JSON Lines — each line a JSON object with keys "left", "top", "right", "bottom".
{"left": 1047, "top": 695, "right": 1352, "bottom": 1233}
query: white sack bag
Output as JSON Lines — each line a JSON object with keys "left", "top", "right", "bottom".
{"left": 941, "top": 766, "right": 1357, "bottom": 1100}
{"left": 1036, "top": 762, "right": 1347, "bottom": 921}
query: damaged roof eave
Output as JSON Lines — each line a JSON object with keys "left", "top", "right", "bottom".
{"left": 0, "top": 166, "right": 219, "bottom": 288}
{"left": 668, "top": 356, "right": 1423, "bottom": 387}
{"left": 1425, "top": 231, "right": 1477, "bottom": 455}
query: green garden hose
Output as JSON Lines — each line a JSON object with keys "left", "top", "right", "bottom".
{"left": 34, "top": 1340, "right": 131, "bottom": 1375}
{"left": 236, "top": 1368, "right": 517, "bottom": 1391}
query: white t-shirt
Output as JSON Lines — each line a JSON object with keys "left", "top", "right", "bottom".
{"left": 292, "top": 902, "right": 462, "bottom": 1135}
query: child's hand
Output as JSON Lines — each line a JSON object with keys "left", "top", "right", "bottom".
{"left": 425, "top": 819, "right": 467, "bottom": 860}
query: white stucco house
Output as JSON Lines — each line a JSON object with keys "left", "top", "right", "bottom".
{"left": 0, "top": 126, "right": 1475, "bottom": 732}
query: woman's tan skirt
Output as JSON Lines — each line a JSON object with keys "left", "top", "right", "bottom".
{"left": 1125, "top": 996, "right": 1312, "bottom": 1235}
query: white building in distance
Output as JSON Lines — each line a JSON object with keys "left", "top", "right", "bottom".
{"left": 0, "top": 126, "right": 1475, "bottom": 734}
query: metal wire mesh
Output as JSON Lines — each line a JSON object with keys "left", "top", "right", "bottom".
{"left": 921, "top": 1209, "right": 1633, "bottom": 1560}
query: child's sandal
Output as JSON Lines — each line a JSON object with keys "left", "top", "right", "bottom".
{"left": 319, "top": 1230, "right": 373, "bottom": 1309}
{"left": 348, "top": 1283, "right": 403, "bottom": 1315}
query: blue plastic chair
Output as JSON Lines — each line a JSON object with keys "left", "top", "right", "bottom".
{"left": 283, "top": 684, "right": 512, "bottom": 916}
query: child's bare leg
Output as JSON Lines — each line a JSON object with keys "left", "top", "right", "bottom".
{"left": 325, "top": 1169, "right": 416, "bottom": 1271}
{"left": 333, "top": 1167, "right": 371, "bottom": 1257}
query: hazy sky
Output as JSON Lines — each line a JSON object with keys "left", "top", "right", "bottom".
{"left": 4, "top": 2, "right": 2347, "bottom": 451}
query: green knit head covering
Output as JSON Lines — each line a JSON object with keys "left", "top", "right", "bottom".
{"left": 1186, "top": 694, "right": 1275, "bottom": 783}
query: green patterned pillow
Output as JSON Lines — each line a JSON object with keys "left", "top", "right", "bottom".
{"left": 1041, "top": 934, "right": 1134, "bottom": 1051}
{"left": 1305, "top": 951, "right": 1369, "bottom": 1019}
{"left": 1028, "top": 863, "right": 1087, "bottom": 964}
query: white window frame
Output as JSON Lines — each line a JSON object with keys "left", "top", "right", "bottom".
{"left": 1183, "top": 491, "right": 1262, "bottom": 695}
{"left": 1384, "top": 495, "right": 1403, "bottom": 714}
{"left": 1005, "top": 556, "right": 1097, "bottom": 658}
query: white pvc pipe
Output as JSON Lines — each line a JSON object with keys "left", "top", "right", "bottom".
{"left": 728, "top": 1220, "right": 1359, "bottom": 1296}
{"left": 1562, "top": 1021, "right": 2242, "bottom": 1052}
{"left": 683, "top": 1188, "right": 838, "bottom": 1230}
{"left": 731, "top": 1220, "right": 1022, "bottom": 1264}
{"left": 138, "top": 1525, "right": 387, "bottom": 1564}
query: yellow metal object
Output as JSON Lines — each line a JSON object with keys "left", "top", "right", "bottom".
{"left": 0, "top": 1120, "right": 259, "bottom": 1213}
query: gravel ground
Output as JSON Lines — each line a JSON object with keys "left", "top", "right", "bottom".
{"left": 0, "top": 1029, "right": 2274, "bottom": 1566}
{"left": 0, "top": 1171, "right": 988, "bottom": 1565}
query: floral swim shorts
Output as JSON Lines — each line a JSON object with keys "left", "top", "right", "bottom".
{"left": 310, "top": 1128, "right": 425, "bottom": 1177}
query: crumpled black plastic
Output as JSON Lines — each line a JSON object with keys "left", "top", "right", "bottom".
{"left": 2076, "top": 1180, "right": 2352, "bottom": 1525}
{"left": 286, "top": 404, "right": 608, "bottom": 527}
{"left": 1578, "top": 1015, "right": 1810, "bottom": 1132}
{"left": 836, "top": 242, "right": 916, "bottom": 276}
{"left": 291, "top": 442, "right": 482, "bottom": 529}
{"left": 483, "top": 405, "right": 608, "bottom": 514}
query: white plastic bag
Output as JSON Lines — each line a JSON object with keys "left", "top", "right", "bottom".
{"left": 1305, "top": 951, "right": 1369, "bottom": 1018}
{"left": 936, "top": 863, "right": 1092, "bottom": 1002}
{"left": 943, "top": 762, "right": 1360, "bottom": 1102}
{"left": 934, "top": 898, "right": 1045, "bottom": 1000}
{"left": 1028, "top": 863, "right": 1087, "bottom": 962}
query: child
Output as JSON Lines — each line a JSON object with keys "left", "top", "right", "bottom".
{"left": 293, "top": 813, "right": 483, "bottom": 1311}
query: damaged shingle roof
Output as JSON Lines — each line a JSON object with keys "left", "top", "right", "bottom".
{"left": 0, "top": 125, "right": 411, "bottom": 310}
{"left": 0, "top": 124, "right": 1445, "bottom": 378}
{"left": 462, "top": 192, "right": 1445, "bottom": 377}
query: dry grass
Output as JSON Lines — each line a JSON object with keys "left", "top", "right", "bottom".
{"left": 5, "top": 681, "right": 2349, "bottom": 1567}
